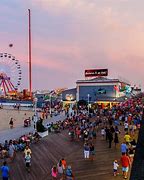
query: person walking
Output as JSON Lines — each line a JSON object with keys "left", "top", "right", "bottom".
{"left": 9, "top": 118, "right": 14, "bottom": 129}
{"left": 121, "top": 152, "right": 131, "bottom": 179}
{"left": 83, "top": 143, "right": 90, "bottom": 159}
{"left": 25, "top": 151, "right": 31, "bottom": 172}
{"left": 128, "top": 145, "right": 135, "bottom": 164}
{"left": 51, "top": 166, "right": 58, "bottom": 180}
{"left": 105, "top": 127, "right": 109, "bottom": 141}
{"left": 61, "top": 158, "right": 67, "bottom": 174}
{"left": 24, "top": 146, "right": 32, "bottom": 157}
{"left": 124, "top": 121, "right": 129, "bottom": 132}
{"left": 92, "top": 126, "right": 97, "bottom": 140}
{"left": 1, "top": 161, "right": 10, "bottom": 180}
{"left": 108, "top": 131, "right": 113, "bottom": 148}
{"left": 8, "top": 141, "right": 15, "bottom": 162}
{"left": 89, "top": 143, "right": 95, "bottom": 161}
{"left": 113, "top": 160, "right": 119, "bottom": 176}
{"left": 66, "top": 166, "right": 74, "bottom": 180}
{"left": 124, "top": 132, "right": 131, "bottom": 143}
{"left": 114, "top": 131, "right": 119, "bottom": 148}
{"left": 57, "top": 160, "right": 64, "bottom": 179}
{"left": 121, "top": 142, "right": 128, "bottom": 154}
{"left": 101, "top": 127, "right": 105, "bottom": 140}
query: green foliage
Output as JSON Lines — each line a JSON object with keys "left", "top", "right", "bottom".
{"left": 77, "top": 100, "right": 87, "bottom": 108}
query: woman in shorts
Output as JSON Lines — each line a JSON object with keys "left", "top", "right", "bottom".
{"left": 57, "top": 160, "right": 64, "bottom": 179}
{"left": 90, "top": 143, "right": 95, "bottom": 161}
{"left": 128, "top": 146, "right": 134, "bottom": 164}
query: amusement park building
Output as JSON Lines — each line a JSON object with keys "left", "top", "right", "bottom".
{"left": 62, "top": 77, "right": 130, "bottom": 106}
{"left": 76, "top": 77, "right": 130, "bottom": 102}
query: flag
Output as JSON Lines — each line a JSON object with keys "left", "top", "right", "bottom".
{"left": 114, "top": 85, "right": 119, "bottom": 92}
{"left": 50, "top": 90, "right": 56, "bottom": 95}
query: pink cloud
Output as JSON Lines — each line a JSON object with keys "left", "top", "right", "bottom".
{"left": 1, "top": 0, "right": 144, "bottom": 90}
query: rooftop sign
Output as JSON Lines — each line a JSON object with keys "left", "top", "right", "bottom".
{"left": 85, "top": 69, "right": 108, "bottom": 77}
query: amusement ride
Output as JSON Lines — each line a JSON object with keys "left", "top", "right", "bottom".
{"left": 0, "top": 9, "right": 33, "bottom": 100}
{"left": 0, "top": 52, "right": 22, "bottom": 96}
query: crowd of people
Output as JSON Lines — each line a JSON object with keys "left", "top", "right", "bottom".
{"left": 0, "top": 93, "right": 144, "bottom": 179}
{"left": 0, "top": 131, "right": 40, "bottom": 162}
{"left": 51, "top": 158, "right": 75, "bottom": 180}
{"left": 49, "top": 94, "right": 143, "bottom": 179}
{"left": 0, "top": 142, "right": 32, "bottom": 180}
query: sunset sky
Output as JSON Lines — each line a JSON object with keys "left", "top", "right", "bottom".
{"left": 0, "top": 0, "right": 144, "bottom": 90}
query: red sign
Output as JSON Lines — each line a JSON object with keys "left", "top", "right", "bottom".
{"left": 85, "top": 69, "right": 108, "bottom": 77}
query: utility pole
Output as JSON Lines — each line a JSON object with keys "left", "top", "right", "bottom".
{"left": 88, "top": 94, "right": 90, "bottom": 115}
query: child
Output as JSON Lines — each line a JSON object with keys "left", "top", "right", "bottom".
{"left": 66, "top": 165, "right": 74, "bottom": 180}
{"left": 25, "top": 151, "right": 31, "bottom": 172}
{"left": 113, "top": 160, "right": 119, "bottom": 176}
{"left": 51, "top": 165, "right": 58, "bottom": 179}
{"left": 101, "top": 127, "right": 105, "bottom": 139}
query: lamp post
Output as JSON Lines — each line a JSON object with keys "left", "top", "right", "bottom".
{"left": 50, "top": 94, "right": 52, "bottom": 117}
{"left": 88, "top": 94, "right": 90, "bottom": 115}
{"left": 34, "top": 97, "right": 38, "bottom": 116}
{"left": 70, "top": 96, "right": 73, "bottom": 115}
{"left": 33, "top": 97, "right": 38, "bottom": 131}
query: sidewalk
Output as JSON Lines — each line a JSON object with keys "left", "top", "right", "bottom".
{"left": 0, "top": 113, "right": 66, "bottom": 143}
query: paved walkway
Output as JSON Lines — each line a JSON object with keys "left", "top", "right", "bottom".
{"left": 0, "top": 113, "right": 66, "bottom": 143}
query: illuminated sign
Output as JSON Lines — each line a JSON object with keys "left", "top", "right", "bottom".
{"left": 85, "top": 69, "right": 108, "bottom": 77}
{"left": 65, "top": 94, "right": 74, "bottom": 101}
{"left": 97, "top": 88, "right": 106, "bottom": 94}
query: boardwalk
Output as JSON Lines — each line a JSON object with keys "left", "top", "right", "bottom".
{"left": 0, "top": 125, "right": 130, "bottom": 180}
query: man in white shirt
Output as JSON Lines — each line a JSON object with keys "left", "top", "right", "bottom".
{"left": 124, "top": 121, "right": 129, "bottom": 132}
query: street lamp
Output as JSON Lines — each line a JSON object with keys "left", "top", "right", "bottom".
{"left": 50, "top": 94, "right": 52, "bottom": 117}
{"left": 33, "top": 97, "right": 38, "bottom": 130}
{"left": 68, "top": 95, "right": 73, "bottom": 116}
{"left": 34, "top": 97, "right": 38, "bottom": 116}
{"left": 88, "top": 94, "right": 90, "bottom": 115}
{"left": 70, "top": 96, "right": 73, "bottom": 113}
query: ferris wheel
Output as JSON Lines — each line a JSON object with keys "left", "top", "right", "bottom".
{"left": 0, "top": 53, "right": 22, "bottom": 95}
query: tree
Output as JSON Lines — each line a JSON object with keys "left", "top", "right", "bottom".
{"left": 77, "top": 100, "right": 87, "bottom": 109}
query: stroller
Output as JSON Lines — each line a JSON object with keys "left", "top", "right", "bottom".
{"left": 24, "top": 119, "right": 31, "bottom": 127}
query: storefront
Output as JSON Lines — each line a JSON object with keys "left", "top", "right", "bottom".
{"left": 76, "top": 77, "right": 129, "bottom": 102}
{"left": 62, "top": 69, "right": 131, "bottom": 109}
{"left": 62, "top": 88, "right": 76, "bottom": 109}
